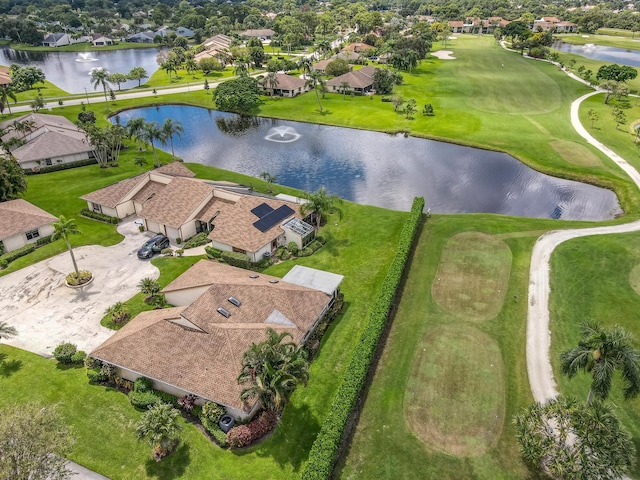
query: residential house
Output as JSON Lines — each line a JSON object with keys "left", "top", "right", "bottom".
{"left": 80, "top": 164, "right": 315, "bottom": 260}
{"left": 126, "top": 31, "right": 156, "bottom": 43}
{"left": 0, "top": 113, "right": 94, "bottom": 171}
{"left": 42, "top": 33, "right": 71, "bottom": 47}
{"left": 90, "top": 260, "right": 344, "bottom": 420}
{"left": 92, "top": 36, "right": 113, "bottom": 46}
{"left": 533, "top": 17, "right": 577, "bottom": 32}
{"left": 175, "top": 27, "right": 195, "bottom": 38}
{"left": 326, "top": 65, "right": 377, "bottom": 95}
{"left": 259, "top": 73, "right": 308, "bottom": 97}
{"left": 337, "top": 50, "right": 366, "bottom": 64}
{"left": 312, "top": 59, "right": 333, "bottom": 74}
{"left": 0, "top": 199, "right": 57, "bottom": 253}
{"left": 195, "top": 34, "right": 233, "bottom": 63}
{"left": 239, "top": 28, "right": 275, "bottom": 40}
{"left": 155, "top": 26, "right": 173, "bottom": 37}
{"left": 342, "top": 42, "right": 373, "bottom": 53}
{"left": 448, "top": 20, "right": 464, "bottom": 34}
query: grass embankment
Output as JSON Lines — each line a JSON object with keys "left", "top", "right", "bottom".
{"left": 557, "top": 32, "right": 640, "bottom": 51}
{"left": 549, "top": 232, "right": 640, "bottom": 478}
{"left": 144, "top": 66, "right": 237, "bottom": 88}
{"left": 10, "top": 42, "right": 159, "bottom": 52}
{"left": 0, "top": 159, "right": 407, "bottom": 479}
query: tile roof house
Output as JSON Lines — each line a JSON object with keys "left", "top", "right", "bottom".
{"left": 0, "top": 113, "right": 94, "bottom": 171}
{"left": 258, "top": 73, "right": 308, "bottom": 97}
{"left": 312, "top": 59, "right": 333, "bottom": 74}
{"left": 80, "top": 165, "right": 315, "bottom": 261}
{"left": 0, "top": 199, "right": 57, "bottom": 253}
{"left": 175, "top": 27, "right": 195, "bottom": 38}
{"left": 533, "top": 17, "right": 577, "bottom": 32}
{"left": 195, "top": 34, "right": 233, "bottom": 63}
{"left": 342, "top": 42, "right": 373, "bottom": 53}
{"left": 90, "top": 260, "right": 343, "bottom": 419}
{"left": 326, "top": 65, "right": 378, "bottom": 95}
{"left": 92, "top": 36, "right": 113, "bottom": 46}
{"left": 239, "top": 28, "right": 275, "bottom": 40}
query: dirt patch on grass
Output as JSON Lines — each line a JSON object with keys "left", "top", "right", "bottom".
{"left": 550, "top": 140, "right": 602, "bottom": 167}
{"left": 432, "top": 232, "right": 511, "bottom": 322}
{"left": 403, "top": 325, "right": 505, "bottom": 457}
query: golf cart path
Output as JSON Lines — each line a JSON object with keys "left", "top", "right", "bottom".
{"left": 527, "top": 90, "right": 640, "bottom": 402}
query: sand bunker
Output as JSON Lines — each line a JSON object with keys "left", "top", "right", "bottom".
{"left": 431, "top": 50, "right": 456, "bottom": 60}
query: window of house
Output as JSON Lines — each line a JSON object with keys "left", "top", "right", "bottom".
{"left": 25, "top": 229, "right": 40, "bottom": 240}
{"left": 45, "top": 158, "right": 52, "bottom": 166}
{"left": 92, "top": 203, "right": 102, "bottom": 213}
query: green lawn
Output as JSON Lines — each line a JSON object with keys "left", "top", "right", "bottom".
{"left": 558, "top": 31, "right": 640, "bottom": 50}
{"left": 144, "top": 66, "right": 237, "bottom": 88}
{"left": 549, "top": 232, "right": 640, "bottom": 478}
{"left": 0, "top": 160, "right": 408, "bottom": 479}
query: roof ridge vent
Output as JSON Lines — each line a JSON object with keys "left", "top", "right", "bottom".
{"left": 228, "top": 296, "right": 241, "bottom": 307}
{"left": 216, "top": 307, "right": 231, "bottom": 318}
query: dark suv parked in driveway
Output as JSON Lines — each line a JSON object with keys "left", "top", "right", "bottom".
{"left": 137, "top": 234, "right": 170, "bottom": 259}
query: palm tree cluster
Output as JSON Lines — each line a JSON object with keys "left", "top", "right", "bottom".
{"left": 237, "top": 328, "right": 310, "bottom": 413}
{"left": 126, "top": 117, "right": 183, "bottom": 167}
{"left": 300, "top": 186, "right": 343, "bottom": 232}
{"left": 135, "top": 402, "right": 182, "bottom": 460}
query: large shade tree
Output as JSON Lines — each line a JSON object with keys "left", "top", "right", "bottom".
{"left": 300, "top": 186, "right": 343, "bottom": 231}
{"left": 514, "top": 396, "right": 635, "bottom": 480}
{"left": 0, "top": 156, "right": 27, "bottom": 201}
{"left": 0, "top": 403, "right": 75, "bottom": 480}
{"left": 51, "top": 216, "right": 81, "bottom": 275}
{"left": 560, "top": 321, "right": 640, "bottom": 403}
{"left": 238, "top": 328, "right": 310, "bottom": 412}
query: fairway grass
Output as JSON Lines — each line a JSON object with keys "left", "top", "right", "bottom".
{"left": 431, "top": 232, "right": 512, "bottom": 322}
{"left": 549, "top": 139, "right": 603, "bottom": 167}
{"left": 404, "top": 324, "right": 505, "bottom": 457}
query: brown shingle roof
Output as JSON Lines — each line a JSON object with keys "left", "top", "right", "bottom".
{"left": 154, "top": 162, "right": 195, "bottom": 178}
{"left": 92, "top": 261, "right": 332, "bottom": 412}
{"left": 260, "top": 73, "right": 306, "bottom": 91}
{"left": 207, "top": 195, "right": 302, "bottom": 253}
{"left": 139, "top": 177, "right": 214, "bottom": 228}
{"left": 80, "top": 174, "right": 146, "bottom": 208}
{"left": 326, "top": 65, "right": 377, "bottom": 89}
{"left": 131, "top": 180, "right": 166, "bottom": 204}
{"left": 0, "top": 199, "right": 57, "bottom": 240}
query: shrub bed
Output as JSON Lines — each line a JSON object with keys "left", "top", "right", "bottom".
{"left": 0, "top": 244, "right": 35, "bottom": 265}
{"left": 226, "top": 410, "right": 278, "bottom": 449}
{"left": 198, "top": 402, "right": 229, "bottom": 447}
{"left": 80, "top": 208, "right": 120, "bottom": 224}
{"left": 183, "top": 232, "right": 210, "bottom": 249}
{"left": 36, "top": 235, "right": 53, "bottom": 246}
{"left": 221, "top": 251, "right": 251, "bottom": 269}
{"left": 205, "top": 246, "right": 222, "bottom": 259}
{"left": 25, "top": 158, "right": 97, "bottom": 175}
{"left": 53, "top": 342, "right": 82, "bottom": 364}
{"left": 301, "top": 196, "right": 424, "bottom": 480}
{"left": 127, "top": 377, "right": 179, "bottom": 409}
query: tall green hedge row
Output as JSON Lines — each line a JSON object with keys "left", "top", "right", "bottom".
{"left": 301, "top": 196, "right": 424, "bottom": 480}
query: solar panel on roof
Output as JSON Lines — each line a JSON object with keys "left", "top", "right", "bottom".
{"left": 253, "top": 205, "right": 295, "bottom": 232}
{"left": 251, "top": 202, "right": 274, "bottom": 218}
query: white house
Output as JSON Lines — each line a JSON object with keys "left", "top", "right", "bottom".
{"left": 0, "top": 199, "right": 57, "bottom": 253}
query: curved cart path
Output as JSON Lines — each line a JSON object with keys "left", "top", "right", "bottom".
{"left": 527, "top": 91, "right": 640, "bottom": 402}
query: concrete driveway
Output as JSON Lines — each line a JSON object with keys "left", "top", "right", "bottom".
{"left": 1, "top": 217, "right": 159, "bottom": 357}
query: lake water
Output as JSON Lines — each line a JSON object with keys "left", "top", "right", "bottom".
{"left": 112, "top": 106, "right": 622, "bottom": 219}
{"left": 553, "top": 40, "right": 640, "bottom": 67}
{"left": 0, "top": 47, "right": 163, "bottom": 94}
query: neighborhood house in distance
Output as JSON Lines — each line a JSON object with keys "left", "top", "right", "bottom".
{"left": 0, "top": 199, "right": 57, "bottom": 253}
{"left": 80, "top": 163, "right": 317, "bottom": 261}
{"left": 90, "top": 260, "right": 344, "bottom": 419}
{"left": 0, "top": 113, "right": 94, "bottom": 171}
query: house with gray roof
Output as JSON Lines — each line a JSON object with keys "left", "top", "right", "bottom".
{"left": 90, "top": 260, "right": 343, "bottom": 419}
{"left": 42, "top": 33, "right": 71, "bottom": 47}
{"left": 126, "top": 31, "right": 156, "bottom": 43}
{"left": 175, "top": 27, "right": 195, "bottom": 38}
{"left": 0, "top": 113, "right": 94, "bottom": 171}
{"left": 0, "top": 199, "right": 57, "bottom": 253}
{"left": 80, "top": 165, "right": 315, "bottom": 260}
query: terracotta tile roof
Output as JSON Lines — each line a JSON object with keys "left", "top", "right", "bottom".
{"left": 80, "top": 174, "right": 146, "bottom": 208}
{"left": 326, "top": 66, "right": 377, "bottom": 89}
{"left": 92, "top": 261, "right": 332, "bottom": 412}
{"left": 154, "top": 162, "right": 195, "bottom": 178}
{"left": 0, "top": 199, "right": 57, "bottom": 240}
{"left": 207, "top": 195, "right": 302, "bottom": 253}
{"left": 342, "top": 42, "right": 373, "bottom": 52}
{"left": 139, "top": 177, "right": 215, "bottom": 228}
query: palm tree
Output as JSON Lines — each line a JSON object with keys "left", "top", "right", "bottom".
{"left": 138, "top": 277, "right": 160, "bottom": 299}
{"left": 51, "top": 216, "right": 81, "bottom": 275}
{"left": 238, "top": 328, "right": 310, "bottom": 412}
{"left": 300, "top": 186, "right": 343, "bottom": 232}
{"left": 305, "top": 70, "right": 325, "bottom": 112}
{"left": 161, "top": 118, "right": 183, "bottom": 161}
{"left": 297, "top": 57, "right": 313, "bottom": 79}
{"left": 0, "top": 321, "right": 17, "bottom": 340}
{"left": 560, "top": 321, "right": 640, "bottom": 403}
{"left": 339, "top": 81, "right": 351, "bottom": 99}
{"left": 90, "top": 67, "right": 111, "bottom": 106}
{"left": 140, "top": 122, "right": 165, "bottom": 168}
{"left": 126, "top": 117, "right": 146, "bottom": 151}
{"left": 0, "top": 85, "right": 17, "bottom": 115}
{"left": 263, "top": 72, "right": 279, "bottom": 94}
{"left": 162, "top": 58, "right": 178, "bottom": 81}
{"left": 135, "top": 403, "right": 182, "bottom": 459}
